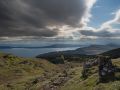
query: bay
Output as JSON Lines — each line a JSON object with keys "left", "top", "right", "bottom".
{"left": 0, "top": 47, "right": 79, "bottom": 57}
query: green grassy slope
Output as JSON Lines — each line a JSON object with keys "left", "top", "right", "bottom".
{"left": 102, "top": 48, "right": 120, "bottom": 58}
{"left": 0, "top": 53, "right": 60, "bottom": 90}
{"left": 0, "top": 52, "right": 120, "bottom": 90}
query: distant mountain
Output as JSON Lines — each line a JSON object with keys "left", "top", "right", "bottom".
{"left": 40, "top": 44, "right": 84, "bottom": 48}
{"left": 0, "top": 44, "right": 83, "bottom": 49}
{"left": 37, "top": 44, "right": 120, "bottom": 59}
{"left": 75, "top": 44, "right": 120, "bottom": 55}
{"left": 101, "top": 48, "right": 120, "bottom": 59}
{"left": 0, "top": 46, "right": 13, "bottom": 49}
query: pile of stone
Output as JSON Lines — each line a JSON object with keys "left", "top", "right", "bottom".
{"left": 81, "top": 56, "right": 117, "bottom": 82}
{"left": 81, "top": 59, "right": 98, "bottom": 79}
{"left": 98, "top": 56, "right": 115, "bottom": 82}
{"left": 81, "top": 62, "right": 88, "bottom": 79}
{"left": 83, "top": 59, "right": 98, "bottom": 68}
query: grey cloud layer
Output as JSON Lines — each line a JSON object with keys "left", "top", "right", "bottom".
{"left": 80, "top": 30, "right": 120, "bottom": 37}
{"left": 0, "top": 0, "right": 87, "bottom": 37}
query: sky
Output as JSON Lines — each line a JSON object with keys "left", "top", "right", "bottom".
{"left": 0, "top": 0, "right": 120, "bottom": 44}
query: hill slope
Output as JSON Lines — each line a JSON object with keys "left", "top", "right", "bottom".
{"left": 0, "top": 52, "right": 120, "bottom": 90}
{"left": 76, "top": 44, "right": 118, "bottom": 55}
{"left": 102, "top": 48, "right": 120, "bottom": 58}
{"left": 0, "top": 53, "right": 60, "bottom": 90}
{"left": 36, "top": 44, "right": 119, "bottom": 62}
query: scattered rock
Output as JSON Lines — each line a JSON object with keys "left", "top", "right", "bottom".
{"left": 98, "top": 56, "right": 115, "bottom": 82}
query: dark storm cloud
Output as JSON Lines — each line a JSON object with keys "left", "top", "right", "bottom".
{"left": 0, "top": 0, "right": 86, "bottom": 38}
{"left": 80, "top": 30, "right": 120, "bottom": 37}
{"left": 25, "top": 0, "right": 85, "bottom": 25}
{"left": 0, "top": 27, "right": 58, "bottom": 37}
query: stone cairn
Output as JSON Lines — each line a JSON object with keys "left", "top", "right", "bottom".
{"left": 81, "top": 56, "right": 116, "bottom": 82}
{"left": 98, "top": 56, "right": 115, "bottom": 82}
{"left": 81, "top": 62, "right": 88, "bottom": 79}
{"left": 81, "top": 59, "right": 98, "bottom": 79}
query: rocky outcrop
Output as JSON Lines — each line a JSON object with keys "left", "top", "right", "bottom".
{"left": 81, "top": 56, "right": 117, "bottom": 82}
{"left": 81, "top": 62, "right": 88, "bottom": 79}
{"left": 81, "top": 59, "right": 98, "bottom": 79}
{"left": 98, "top": 56, "right": 115, "bottom": 82}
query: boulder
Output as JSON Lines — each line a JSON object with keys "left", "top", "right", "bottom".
{"left": 98, "top": 56, "right": 115, "bottom": 82}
